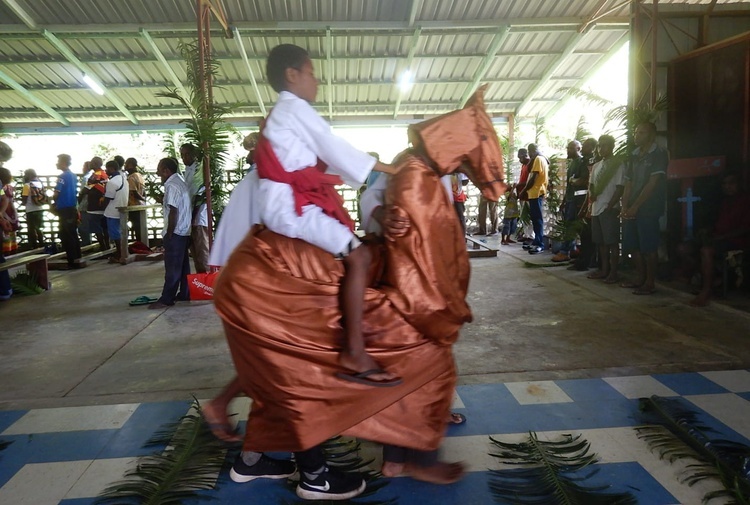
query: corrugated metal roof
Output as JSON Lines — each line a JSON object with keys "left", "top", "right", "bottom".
{"left": 0, "top": 0, "right": 748, "bottom": 133}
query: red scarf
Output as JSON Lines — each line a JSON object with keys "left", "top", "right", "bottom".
{"left": 255, "top": 136, "right": 355, "bottom": 231}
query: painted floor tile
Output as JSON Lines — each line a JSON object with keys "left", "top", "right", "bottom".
{"left": 700, "top": 369, "right": 750, "bottom": 393}
{"left": 2, "top": 371, "right": 749, "bottom": 504}
{"left": 604, "top": 375, "right": 679, "bottom": 399}
{"left": 2, "top": 404, "right": 138, "bottom": 435}
{"left": 504, "top": 380, "right": 573, "bottom": 405}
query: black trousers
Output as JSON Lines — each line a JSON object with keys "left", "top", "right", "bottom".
{"left": 158, "top": 234, "right": 190, "bottom": 305}
{"left": 574, "top": 220, "right": 594, "bottom": 269}
{"left": 57, "top": 207, "right": 81, "bottom": 266}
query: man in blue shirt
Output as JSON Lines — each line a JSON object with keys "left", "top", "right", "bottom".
{"left": 621, "top": 122, "right": 668, "bottom": 295}
{"left": 53, "top": 154, "right": 82, "bottom": 268}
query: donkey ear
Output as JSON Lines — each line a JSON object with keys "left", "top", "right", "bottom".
{"left": 463, "top": 84, "right": 488, "bottom": 110}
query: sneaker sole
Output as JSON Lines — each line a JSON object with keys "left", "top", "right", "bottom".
{"left": 296, "top": 479, "right": 366, "bottom": 501}
{"left": 229, "top": 467, "right": 296, "bottom": 483}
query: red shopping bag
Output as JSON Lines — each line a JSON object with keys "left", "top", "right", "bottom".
{"left": 187, "top": 271, "right": 219, "bottom": 300}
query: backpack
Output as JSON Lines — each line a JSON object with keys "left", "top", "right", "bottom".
{"left": 30, "top": 182, "right": 48, "bottom": 206}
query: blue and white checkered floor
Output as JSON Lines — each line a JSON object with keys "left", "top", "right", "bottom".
{"left": 2, "top": 370, "right": 749, "bottom": 504}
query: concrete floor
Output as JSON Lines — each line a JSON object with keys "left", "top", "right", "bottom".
{"left": 2, "top": 237, "right": 749, "bottom": 411}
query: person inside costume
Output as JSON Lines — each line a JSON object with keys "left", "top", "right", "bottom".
{"left": 255, "top": 43, "right": 401, "bottom": 388}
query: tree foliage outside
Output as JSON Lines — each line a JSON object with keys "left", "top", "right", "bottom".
{"left": 157, "top": 41, "right": 241, "bottom": 226}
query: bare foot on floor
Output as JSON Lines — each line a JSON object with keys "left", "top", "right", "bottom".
{"left": 202, "top": 401, "right": 241, "bottom": 442}
{"left": 381, "top": 461, "right": 466, "bottom": 484}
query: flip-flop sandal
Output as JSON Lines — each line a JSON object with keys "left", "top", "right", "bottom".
{"left": 129, "top": 296, "right": 158, "bottom": 306}
{"left": 335, "top": 369, "right": 403, "bottom": 388}
{"left": 448, "top": 412, "right": 466, "bottom": 425}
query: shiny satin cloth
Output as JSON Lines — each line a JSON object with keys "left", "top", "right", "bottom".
{"left": 214, "top": 86, "right": 504, "bottom": 453}
{"left": 214, "top": 157, "right": 463, "bottom": 453}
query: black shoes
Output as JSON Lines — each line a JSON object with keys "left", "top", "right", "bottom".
{"left": 230, "top": 454, "right": 297, "bottom": 483}
{"left": 296, "top": 465, "right": 367, "bottom": 501}
{"left": 528, "top": 246, "right": 544, "bottom": 254}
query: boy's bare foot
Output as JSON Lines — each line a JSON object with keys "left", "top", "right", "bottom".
{"left": 202, "top": 401, "right": 241, "bottom": 442}
{"left": 338, "top": 350, "right": 400, "bottom": 385}
{"left": 381, "top": 461, "right": 466, "bottom": 484}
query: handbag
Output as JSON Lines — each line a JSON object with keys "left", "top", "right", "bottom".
{"left": 187, "top": 271, "right": 219, "bottom": 300}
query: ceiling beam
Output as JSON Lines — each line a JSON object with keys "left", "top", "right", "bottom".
{"left": 0, "top": 75, "right": 587, "bottom": 92}
{"left": 232, "top": 26, "right": 266, "bottom": 116}
{"left": 0, "top": 68, "right": 69, "bottom": 125}
{"left": 42, "top": 30, "right": 139, "bottom": 125}
{"left": 545, "top": 33, "right": 629, "bottom": 119}
{"left": 0, "top": 50, "right": 612, "bottom": 66}
{"left": 392, "top": 27, "right": 423, "bottom": 119}
{"left": 458, "top": 24, "right": 511, "bottom": 107}
{"left": 326, "top": 28, "right": 334, "bottom": 120}
{"left": 140, "top": 29, "right": 189, "bottom": 101}
{"left": 0, "top": 16, "right": 630, "bottom": 36}
{"left": 514, "top": 29, "right": 592, "bottom": 117}
{"left": 407, "top": 0, "right": 423, "bottom": 26}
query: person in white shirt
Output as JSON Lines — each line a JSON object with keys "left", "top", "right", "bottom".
{"left": 180, "top": 144, "right": 209, "bottom": 273}
{"left": 21, "top": 169, "right": 47, "bottom": 248}
{"left": 149, "top": 158, "right": 192, "bottom": 310}
{"left": 588, "top": 135, "right": 625, "bottom": 284}
{"left": 103, "top": 160, "right": 129, "bottom": 263}
{"left": 257, "top": 44, "right": 399, "bottom": 389}
{"left": 208, "top": 133, "right": 262, "bottom": 269}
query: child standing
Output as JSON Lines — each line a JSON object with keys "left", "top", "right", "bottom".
{"left": 256, "top": 44, "right": 401, "bottom": 388}
{"left": 501, "top": 187, "right": 519, "bottom": 245}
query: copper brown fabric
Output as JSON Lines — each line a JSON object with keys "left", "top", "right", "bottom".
{"left": 213, "top": 87, "right": 505, "bottom": 454}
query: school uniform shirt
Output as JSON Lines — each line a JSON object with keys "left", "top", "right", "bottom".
{"left": 183, "top": 161, "right": 208, "bottom": 227}
{"left": 590, "top": 158, "right": 625, "bottom": 217}
{"left": 208, "top": 167, "right": 262, "bottom": 267}
{"left": 360, "top": 170, "right": 452, "bottom": 235}
{"left": 162, "top": 173, "right": 192, "bottom": 238}
{"left": 54, "top": 169, "right": 78, "bottom": 209}
{"left": 22, "top": 180, "right": 45, "bottom": 213}
{"left": 127, "top": 171, "right": 146, "bottom": 206}
{"left": 103, "top": 172, "right": 130, "bottom": 219}
{"left": 259, "top": 91, "right": 376, "bottom": 252}
{"left": 624, "top": 143, "right": 668, "bottom": 217}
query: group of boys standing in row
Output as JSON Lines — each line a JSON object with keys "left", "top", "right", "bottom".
{"left": 46, "top": 146, "right": 210, "bottom": 309}
{"left": 478, "top": 122, "right": 749, "bottom": 306}
{"left": 491, "top": 123, "right": 669, "bottom": 295}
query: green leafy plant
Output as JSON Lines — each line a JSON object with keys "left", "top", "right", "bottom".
{"left": 157, "top": 41, "right": 241, "bottom": 226}
{"left": 488, "top": 431, "right": 637, "bottom": 504}
{"left": 10, "top": 272, "right": 44, "bottom": 296}
{"left": 637, "top": 395, "right": 750, "bottom": 504}
{"left": 95, "top": 399, "right": 227, "bottom": 505}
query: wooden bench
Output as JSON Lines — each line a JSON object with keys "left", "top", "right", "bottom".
{"left": 116, "top": 204, "right": 160, "bottom": 264}
{"left": 0, "top": 254, "right": 51, "bottom": 290}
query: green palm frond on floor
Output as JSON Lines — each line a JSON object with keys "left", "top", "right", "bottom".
{"left": 282, "top": 436, "right": 395, "bottom": 505}
{"left": 488, "top": 431, "right": 637, "bottom": 504}
{"left": 95, "top": 399, "right": 227, "bottom": 505}
{"left": 637, "top": 395, "right": 750, "bottom": 503}
{"left": 10, "top": 272, "right": 44, "bottom": 296}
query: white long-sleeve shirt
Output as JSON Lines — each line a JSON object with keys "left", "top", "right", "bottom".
{"left": 259, "top": 91, "right": 377, "bottom": 255}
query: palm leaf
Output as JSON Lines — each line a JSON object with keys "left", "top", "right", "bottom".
{"left": 95, "top": 399, "right": 227, "bottom": 505}
{"left": 488, "top": 431, "right": 637, "bottom": 504}
{"left": 156, "top": 41, "right": 245, "bottom": 226}
{"left": 10, "top": 272, "right": 44, "bottom": 296}
{"left": 557, "top": 87, "right": 616, "bottom": 110}
{"left": 637, "top": 395, "right": 750, "bottom": 504}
